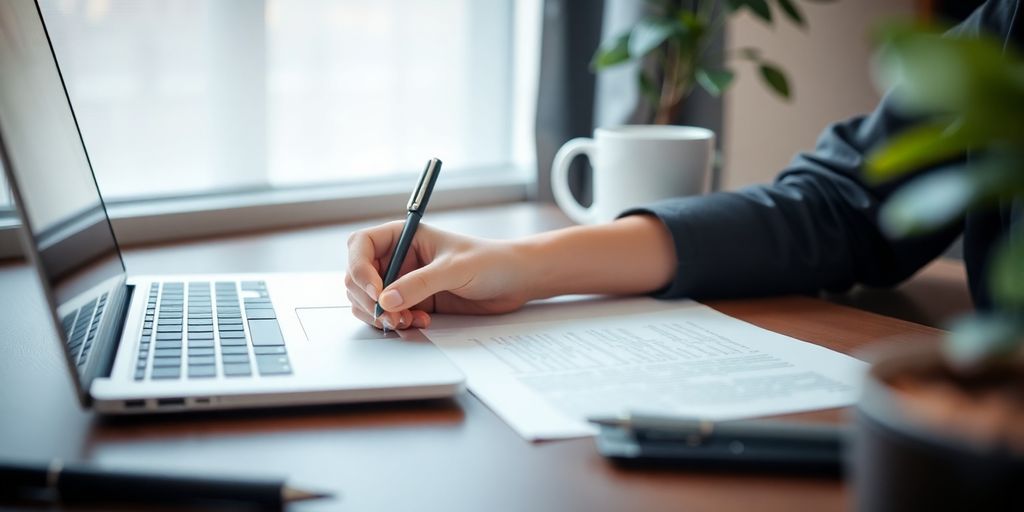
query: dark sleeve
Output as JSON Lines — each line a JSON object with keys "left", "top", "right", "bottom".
{"left": 621, "top": 93, "right": 962, "bottom": 300}
{"left": 619, "top": 0, "right": 1017, "bottom": 301}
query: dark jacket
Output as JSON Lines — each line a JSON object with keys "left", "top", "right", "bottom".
{"left": 628, "top": 0, "right": 1022, "bottom": 309}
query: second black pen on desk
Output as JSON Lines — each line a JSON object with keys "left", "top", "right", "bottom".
{"left": 375, "top": 158, "right": 442, "bottom": 334}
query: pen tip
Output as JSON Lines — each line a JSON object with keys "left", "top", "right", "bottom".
{"left": 282, "top": 486, "right": 334, "bottom": 502}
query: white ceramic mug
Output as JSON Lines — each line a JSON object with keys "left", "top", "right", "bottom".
{"left": 551, "top": 125, "right": 715, "bottom": 224}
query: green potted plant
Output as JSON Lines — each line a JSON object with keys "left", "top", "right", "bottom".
{"left": 853, "top": 24, "right": 1024, "bottom": 510}
{"left": 591, "top": 0, "right": 827, "bottom": 124}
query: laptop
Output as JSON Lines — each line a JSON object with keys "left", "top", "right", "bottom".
{"left": 0, "top": 0, "right": 464, "bottom": 414}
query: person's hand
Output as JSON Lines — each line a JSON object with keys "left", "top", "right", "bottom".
{"left": 345, "top": 222, "right": 533, "bottom": 330}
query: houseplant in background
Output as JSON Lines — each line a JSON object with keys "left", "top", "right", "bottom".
{"left": 591, "top": 0, "right": 832, "bottom": 124}
{"left": 853, "top": 23, "right": 1024, "bottom": 511}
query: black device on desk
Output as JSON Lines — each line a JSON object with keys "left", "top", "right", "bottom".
{"left": 590, "top": 414, "right": 847, "bottom": 477}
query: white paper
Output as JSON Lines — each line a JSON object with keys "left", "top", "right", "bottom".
{"left": 424, "top": 297, "right": 867, "bottom": 441}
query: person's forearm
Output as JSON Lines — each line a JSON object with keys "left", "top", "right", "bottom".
{"left": 517, "top": 215, "right": 676, "bottom": 300}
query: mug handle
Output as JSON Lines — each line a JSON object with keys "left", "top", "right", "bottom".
{"left": 551, "top": 137, "right": 596, "bottom": 225}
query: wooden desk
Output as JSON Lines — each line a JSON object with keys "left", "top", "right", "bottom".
{"left": 0, "top": 203, "right": 965, "bottom": 511}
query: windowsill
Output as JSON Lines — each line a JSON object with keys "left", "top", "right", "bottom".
{"left": 0, "top": 168, "right": 533, "bottom": 257}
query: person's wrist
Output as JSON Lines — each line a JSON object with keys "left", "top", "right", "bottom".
{"left": 510, "top": 234, "right": 559, "bottom": 302}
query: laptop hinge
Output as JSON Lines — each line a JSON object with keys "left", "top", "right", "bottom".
{"left": 83, "top": 282, "right": 134, "bottom": 403}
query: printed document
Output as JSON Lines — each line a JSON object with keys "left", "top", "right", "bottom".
{"left": 424, "top": 298, "right": 866, "bottom": 441}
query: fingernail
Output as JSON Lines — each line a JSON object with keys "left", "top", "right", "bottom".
{"left": 379, "top": 289, "right": 403, "bottom": 309}
{"left": 364, "top": 284, "right": 377, "bottom": 299}
{"left": 397, "top": 316, "right": 406, "bottom": 327}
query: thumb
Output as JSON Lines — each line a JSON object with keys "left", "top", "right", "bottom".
{"left": 378, "top": 260, "right": 463, "bottom": 312}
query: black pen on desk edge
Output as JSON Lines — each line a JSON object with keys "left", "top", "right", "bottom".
{"left": 0, "top": 459, "right": 332, "bottom": 509}
{"left": 375, "top": 158, "right": 442, "bottom": 334}
{"left": 588, "top": 413, "right": 847, "bottom": 446}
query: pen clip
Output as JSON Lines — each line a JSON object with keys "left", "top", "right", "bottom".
{"left": 407, "top": 158, "right": 442, "bottom": 213}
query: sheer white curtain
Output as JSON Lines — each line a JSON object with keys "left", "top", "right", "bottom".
{"left": 35, "top": 0, "right": 538, "bottom": 201}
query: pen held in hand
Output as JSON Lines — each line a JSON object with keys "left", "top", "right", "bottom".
{"left": 375, "top": 158, "right": 442, "bottom": 335}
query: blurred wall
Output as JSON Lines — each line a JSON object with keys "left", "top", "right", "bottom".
{"left": 722, "top": 0, "right": 916, "bottom": 190}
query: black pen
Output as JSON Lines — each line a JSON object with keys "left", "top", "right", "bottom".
{"left": 588, "top": 413, "right": 847, "bottom": 474}
{"left": 375, "top": 158, "right": 442, "bottom": 334}
{"left": 0, "top": 459, "right": 332, "bottom": 509}
{"left": 589, "top": 413, "right": 846, "bottom": 444}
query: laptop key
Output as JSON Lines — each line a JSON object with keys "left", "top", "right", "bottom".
{"left": 222, "top": 354, "right": 250, "bottom": 364}
{"left": 189, "top": 347, "right": 215, "bottom": 356}
{"left": 219, "top": 338, "right": 247, "bottom": 347}
{"left": 188, "top": 318, "right": 214, "bottom": 326}
{"left": 151, "top": 366, "right": 181, "bottom": 379}
{"left": 219, "top": 331, "right": 245, "bottom": 339}
{"left": 153, "top": 357, "right": 181, "bottom": 367}
{"left": 218, "top": 323, "right": 243, "bottom": 331}
{"left": 246, "top": 309, "right": 276, "bottom": 320}
{"left": 220, "top": 346, "right": 248, "bottom": 355}
{"left": 154, "top": 348, "right": 182, "bottom": 358}
{"left": 188, "top": 325, "right": 213, "bottom": 333}
{"left": 223, "top": 363, "right": 252, "bottom": 377}
{"left": 188, "top": 332, "right": 214, "bottom": 340}
{"left": 156, "top": 325, "right": 182, "bottom": 333}
{"left": 256, "top": 355, "right": 291, "bottom": 375}
{"left": 134, "top": 369, "right": 145, "bottom": 380}
{"left": 188, "top": 365, "right": 216, "bottom": 378}
{"left": 156, "top": 333, "right": 182, "bottom": 341}
{"left": 188, "top": 355, "right": 215, "bottom": 366}
{"left": 188, "top": 340, "right": 215, "bottom": 349}
{"left": 155, "top": 341, "right": 182, "bottom": 350}
{"left": 253, "top": 346, "right": 286, "bottom": 355}
{"left": 248, "top": 319, "right": 285, "bottom": 346}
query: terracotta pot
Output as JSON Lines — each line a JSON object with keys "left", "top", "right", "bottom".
{"left": 851, "top": 343, "right": 1024, "bottom": 511}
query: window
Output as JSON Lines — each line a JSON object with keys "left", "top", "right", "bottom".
{"left": 37, "top": 0, "right": 539, "bottom": 201}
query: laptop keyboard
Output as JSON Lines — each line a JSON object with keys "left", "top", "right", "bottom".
{"left": 134, "top": 281, "right": 292, "bottom": 380}
{"left": 61, "top": 292, "right": 109, "bottom": 370}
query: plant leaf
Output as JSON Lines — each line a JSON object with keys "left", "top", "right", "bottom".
{"left": 726, "top": 0, "right": 773, "bottom": 24}
{"left": 637, "top": 71, "right": 660, "bottom": 103}
{"left": 735, "top": 47, "right": 762, "bottom": 61}
{"left": 990, "top": 235, "right": 1024, "bottom": 311}
{"left": 776, "top": 0, "right": 805, "bottom": 27}
{"left": 696, "top": 67, "right": 735, "bottom": 97}
{"left": 878, "top": 168, "right": 975, "bottom": 238}
{"left": 865, "top": 122, "right": 974, "bottom": 183}
{"left": 629, "top": 18, "right": 677, "bottom": 58}
{"left": 946, "top": 313, "right": 1024, "bottom": 369}
{"left": 758, "top": 63, "right": 790, "bottom": 99}
{"left": 591, "top": 32, "right": 631, "bottom": 70}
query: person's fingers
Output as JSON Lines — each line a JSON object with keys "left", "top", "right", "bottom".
{"left": 346, "top": 222, "right": 404, "bottom": 297}
{"left": 409, "top": 309, "right": 431, "bottom": 329}
{"left": 378, "top": 260, "right": 465, "bottom": 313}
{"left": 346, "top": 289, "right": 375, "bottom": 318}
{"left": 395, "top": 310, "right": 413, "bottom": 330}
{"left": 349, "top": 290, "right": 430, "bottom": 331}
{"left": 349, "top": 301, "right": 379, "bottom": 328}
{"left": 348, "top": 262, "right": 382, "bottom": 302}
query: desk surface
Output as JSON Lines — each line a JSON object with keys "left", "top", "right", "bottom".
{"left": 0, "top": 202, "right": 969, "bottom": 511}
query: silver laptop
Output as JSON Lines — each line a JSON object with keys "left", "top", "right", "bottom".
{"left": 0, "top": 0, "right": 464, "bottom": 414}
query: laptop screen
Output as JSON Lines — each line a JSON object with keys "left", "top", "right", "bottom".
{"left": 0, "top": 0, "right": 126, "bottom": 388}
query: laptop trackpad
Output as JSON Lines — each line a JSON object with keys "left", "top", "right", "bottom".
{"left": 296, "top": 306, "right": 400, "bottom": 342}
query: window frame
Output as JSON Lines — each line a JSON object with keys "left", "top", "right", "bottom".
{"left": 0, "top": 166, "right": 530, "bottom": 258}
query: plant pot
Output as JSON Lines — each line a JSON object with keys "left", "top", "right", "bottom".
{"left": 851, "top": 342, "right": 1024, "bottom": 511}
